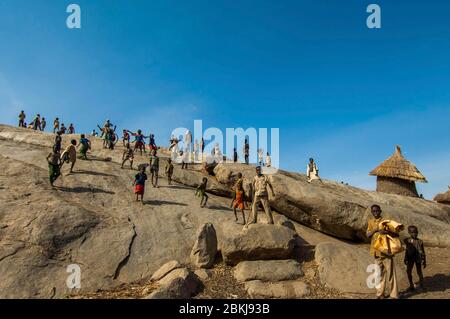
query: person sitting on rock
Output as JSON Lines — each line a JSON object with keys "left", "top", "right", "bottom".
{"left": 165, "top": 158, "right": 174, "bottom": 185}
{"left": 404, "top": 225, "right": 426, "bottom": 292}
{"left": 47, "top": 147, "right": 61, "bottom": 187}
{"left": 307, "top": 158, "right": 321, "bottom": 183}
{"left": 149, "top": 149, "right": 160, "bottom": 188}
{"left": 133, "top": 165, "right": 147, "bottom": 205}
{"left": 121, "top": 143, "right": 134, "bottom": 169}
{"left": 196, "top": 177, "right": 209, "bottom": 208}
{"left": 230, "top": 173, "right": 246, "bottom": 225}
{"left": 246, "top": 166, "right": 275, "bottom": 227}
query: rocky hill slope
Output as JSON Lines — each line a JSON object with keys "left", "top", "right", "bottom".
{"left": 0, "top": 124, "right": 449, "bottom": 299}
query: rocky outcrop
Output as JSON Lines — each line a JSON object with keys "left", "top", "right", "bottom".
{"left": 212, "top": 163, "right": 450, "bottom": 247}
{"left": 221, "top": 224, "right": 296, "bottom": 265}
{"left": 315, "top": 242, "right": 406, "bottom": 294}
{"left": 146, "top": 267, "right": 200, "bottom": 299}
{"left": 150, "top": 260, "right": 182, "bottom": 281}
{"left": 234, "top": 260, "right": 303, "bottom": 282}
{"left": 190, "top": 223, "right": 218, "bottom": 269}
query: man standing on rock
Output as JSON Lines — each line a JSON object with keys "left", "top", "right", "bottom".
{"left": 366, "top": 204, "right": 399, "bottom": 299}
{"left": 246, "top": 166, "right": 275, "bottom": 227}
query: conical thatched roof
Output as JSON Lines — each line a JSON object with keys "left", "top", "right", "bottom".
{"left": 434, "top": 186, "right": 450, "bottom": 203}
{"left": 369, "top": 146, "right": 427, "bottom": 183}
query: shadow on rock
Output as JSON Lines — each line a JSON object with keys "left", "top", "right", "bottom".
{"left": 145, "top": 200, "right": 188, "bottom": 207}
{"left": 56, "top": 186, "right": 115, "bottom": 194}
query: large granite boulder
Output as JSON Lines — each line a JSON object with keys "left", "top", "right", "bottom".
{"left": 212, "top": 163, "right": 450, "bottom": 247}
{"left": 190, "top": 223, "right": 218, "bottom": 269}
{"left": 151, "top": 260, "right": 182, "bottom": 281}
{"left": 146, "top": 267, "right": 200, "bottom": 299}
{"left": 315, "top": 242, "right": 406, "bottom": 294}
{"left": 221, "top": 224, "right": 296, "bottom": 265}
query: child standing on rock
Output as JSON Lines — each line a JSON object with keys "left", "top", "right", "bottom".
{"left": 134, "top": 165, "right": 148, "bottom": 204}
{"left": 230, "top": 173, "right": 246, "bottom": 224}
{"left": 404, "top": 225, "right": 426, "bottom": 292}
{"left": 165, "top": 158, "right": 174, "bottom": 185}
{"left": 78, "top": 134, "right": 91, "bottom": 160}
{"left": 47, "top": 148, "right": 61, "bottom": 187}
{"left": 121, "top": 143, "right": 134, "bottom": 169}
{"left": 149, "top": 149, "right": 160, "bottom": 188}
{"left": 196, "top": 177, "right": 209, "bottom": 208}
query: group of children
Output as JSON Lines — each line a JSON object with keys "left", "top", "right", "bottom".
{"left": 18, "top": 111, "right": 78, "bottom": 135}
{"left": 367, "top": 205, "right": 428, "bottom": 299}
{"left": 19, "top": 111, "right": 47, "bottom": 131}
{"left": 46, "top": 133, "right": 91, "bottom": 187}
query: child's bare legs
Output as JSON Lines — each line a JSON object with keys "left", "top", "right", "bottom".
{"left": 167, "top": 175, "right": 172, "bottom": 185}
{"left": 152, "top": 172, "right": 159, "bottom": 187}
{"left": 233, "top": 207, "right": 238, "bottom": 222}
{"left": 136, "top": 193, "right": 144, "bottom": 203}
{"left": 416, "top": 263, "right": 424, "bottom": 289}
{"left": 241, "top": 209, "right": 246, "bottom": 225}
{"left": 70, "top": 162, "right": 75, "bottom": 173}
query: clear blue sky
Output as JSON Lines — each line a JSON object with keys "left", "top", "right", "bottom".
{"left": 0, "top": 0, "right": 449, "bottom": 198}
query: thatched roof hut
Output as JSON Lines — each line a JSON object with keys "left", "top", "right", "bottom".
{"left": 434, "top": 187, "right": 450, "bottom": 205}
{"left": 369, "top": 146, "right": 427, "bottom": 197}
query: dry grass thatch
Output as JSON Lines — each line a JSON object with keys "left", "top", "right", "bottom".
{"left": 434, "top": 186, "right": 450, "bottom": 203}
{"left": 369, "top": 146, "right": 427, "bottom": 183}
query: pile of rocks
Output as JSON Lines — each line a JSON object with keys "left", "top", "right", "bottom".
{"left": 146, "top": 223, "right": 218, "bottom": 299}
{"left": 221, "top": 223, "right": 310, "bottom": 299}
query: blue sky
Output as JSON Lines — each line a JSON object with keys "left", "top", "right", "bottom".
{"left": 0, "top": 0, "right": 449, "bottom": 198}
